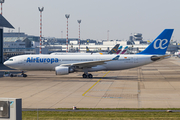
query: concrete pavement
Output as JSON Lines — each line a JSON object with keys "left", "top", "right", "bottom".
{"left": 0, "top": 57, "right": 180, "bottom": 108}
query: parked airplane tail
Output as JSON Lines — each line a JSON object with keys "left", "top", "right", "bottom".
{"left": 108, "top": 44, "right": 120, "bottom": 54}
{"left": 86, "top": 46, "right": 90, "bottom": 52}
{"left": 121, "top": 46, "right": 128, "bottom": 54}
{"left": 116, "top": 46, "right": 123, "bottom": 54}
{"left": 138, "top": 29, "right": 174, "bottom": 55}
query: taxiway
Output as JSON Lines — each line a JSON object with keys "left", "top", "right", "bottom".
{"left": 0, "top": 57, "right": 180, "bottom": 108}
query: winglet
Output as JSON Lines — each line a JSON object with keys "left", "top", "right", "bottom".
{"left": 112, "top": 55, "right": 120, "bottom": 60}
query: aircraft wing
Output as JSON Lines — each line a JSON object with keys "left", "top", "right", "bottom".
{"left": 60, "top": 55, "right": 120, "bottom": 69}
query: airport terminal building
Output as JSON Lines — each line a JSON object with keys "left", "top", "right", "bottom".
{"left": 3, "top": 32, "right": 39, "bottom": 58}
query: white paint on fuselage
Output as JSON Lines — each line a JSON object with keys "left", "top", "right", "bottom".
{"left": 4, "top": 54, "right": 153, "bottom": 72}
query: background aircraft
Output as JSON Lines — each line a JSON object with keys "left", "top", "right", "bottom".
{"left": 116, "top": 46, "right": 123, "bottom": 54}
{"left": 120, "top": 46, "right": 128, "bottom": 54}
{"left": 86, "top": 44, "right": 120, "bottom": 54}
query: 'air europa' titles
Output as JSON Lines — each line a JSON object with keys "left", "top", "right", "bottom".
{"left": 26, "top": 57, "right": 58, "bottom": 64}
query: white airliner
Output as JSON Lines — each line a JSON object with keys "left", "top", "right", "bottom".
{"left": 4, "top": 29, "right": 173, "bottom": 78}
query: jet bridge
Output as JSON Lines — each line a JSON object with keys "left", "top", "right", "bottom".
{"left": 0, "top": 14, "right": 14, "bottom": 64}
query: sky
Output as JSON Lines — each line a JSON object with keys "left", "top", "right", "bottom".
{"left": 2, "top": 0, "right": 180, "bottom": 41}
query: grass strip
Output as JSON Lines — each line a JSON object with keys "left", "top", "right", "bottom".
{"left": 55, "top": 108, "right": 180, "bottom": 110}
{"left": 22, "top": 111, "right": 180, "bottom": 120}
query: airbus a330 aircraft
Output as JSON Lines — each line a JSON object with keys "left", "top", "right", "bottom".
{"left": 4, "top": 29, "right": 173, "bottom": 78}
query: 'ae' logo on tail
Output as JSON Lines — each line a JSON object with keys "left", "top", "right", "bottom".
{"left": 153, "top": 39, "right": 168, "bottom": 49}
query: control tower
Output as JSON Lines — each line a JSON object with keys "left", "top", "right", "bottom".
{"left": 134, "top": 33, "right": 143, "bottom": 41}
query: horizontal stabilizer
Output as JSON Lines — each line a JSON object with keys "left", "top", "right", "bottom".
{"left": 151, "top": 55, "right": 171, "bottom": 61}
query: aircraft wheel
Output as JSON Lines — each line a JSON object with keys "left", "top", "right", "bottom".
{"left": 88, "top": 74, "right": 93, "bottom": 78}
{"left": 23, "top": 74, "right": 27, "bottom": 77}
{"left": 82, "top": 74, "right": 87, "bottom": 78}
{"left": 10, "top": 74, "right": 13, "bottom": 77}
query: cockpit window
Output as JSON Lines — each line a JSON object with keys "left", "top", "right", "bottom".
{"left": 9, "top": 59, "right": 13, "bottom": 61}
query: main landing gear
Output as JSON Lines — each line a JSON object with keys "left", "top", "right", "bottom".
{"left": 21, "top": 71, "right": 27, "bottom": 77}
{"left": 82, "top": 73, "right": 93, "bottom": 78}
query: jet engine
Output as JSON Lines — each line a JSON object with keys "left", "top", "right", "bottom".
{"left": 55, "top": 66, "right": 74, "bottom": 75}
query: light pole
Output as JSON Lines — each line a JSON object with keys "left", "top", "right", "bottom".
{"left": 107, "top": 30, "right": 109, "bottom": 41}
{"left": 0, "top": 0, "right": 5, "bottom": 15}
{"left": 38, "top": 7, "right": 44, "bottom": 54}
{"left": 61, "top": 31, "right": 63, "bottom": 39}
{"left": 77, "top": 20, "right": 81, "bottom": 52}
{"left": 65, "top": 14, "right": 70, "bottom": 52}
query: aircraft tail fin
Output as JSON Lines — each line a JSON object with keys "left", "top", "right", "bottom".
{"left": 108, "top": 44, "right": 120, "bottom": 54}
{"left": 116, "top": 46, "right": 123, "bottom": 54}
{"left": 86, "top": 46, "right": 90, "bottom": 52}
{"left": 121, "top": 46, "right": 128, "bottom": 54}
{"left": 138, "top": 29, "right": 174, "bottom": 55}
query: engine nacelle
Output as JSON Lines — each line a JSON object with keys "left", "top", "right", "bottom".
{"left": 55, "top": 66, "right": 74, "bottom": 75}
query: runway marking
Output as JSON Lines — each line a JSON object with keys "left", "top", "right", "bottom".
{"left": 82, "top": 71, "right": 110, "bottom": 96}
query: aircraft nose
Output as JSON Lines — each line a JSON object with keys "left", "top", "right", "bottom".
{"left": 3, "top": 61, "right": 15, "bottom": 69}
{"left": 4, "top": 61, "right": 13, "bottom": 67}
{"left": 3, "top": 61, "right": 8, "bottom": 66}
{"left": 3, "top": 61, "right": 10, "bottom": 67}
